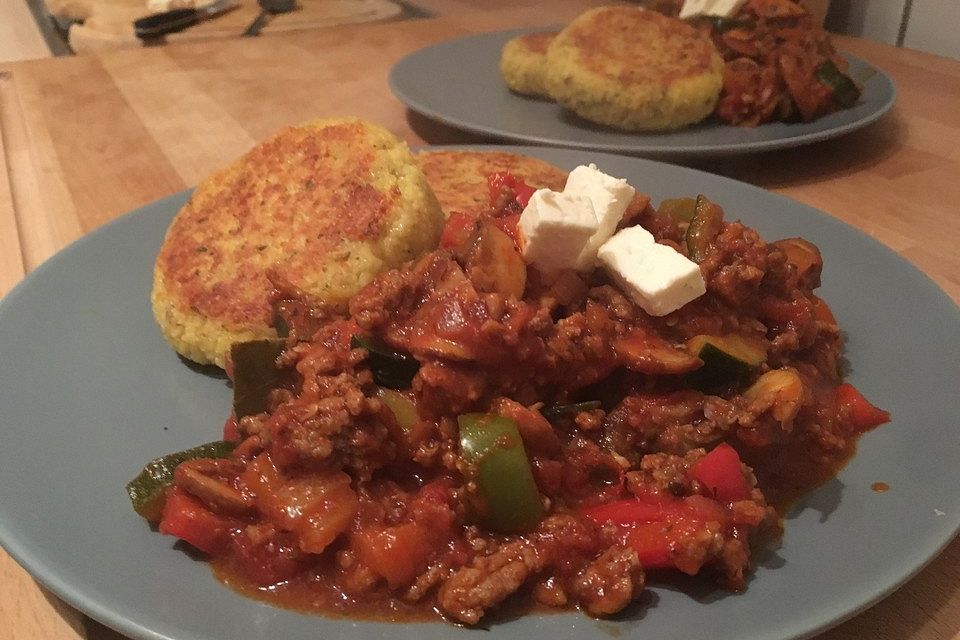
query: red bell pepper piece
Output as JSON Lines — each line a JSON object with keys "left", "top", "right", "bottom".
{"left": 158, "top": 487, "right": 232, "bottom": 555}
{"left": 582, "top": 494, "right": 730, "bottom": 574}
{"left": 580, "top": 497, "right": 670, "bottom": 526}
{"left": 625, "top": 522, "right": 676, "bottom": 569}
{"left": 836, "top": 383, "right": 890, "bottom": 432}
{"left": 690, "top": 443, "right": 750, "bottom": 503}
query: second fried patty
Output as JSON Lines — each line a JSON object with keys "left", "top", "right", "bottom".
{"left": 544, "top": 6, "right": 723, "bottom": 131}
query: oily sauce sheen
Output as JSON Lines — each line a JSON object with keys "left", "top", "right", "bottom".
{"left": 145, "top": 153, "right": 890, "bottom": 625}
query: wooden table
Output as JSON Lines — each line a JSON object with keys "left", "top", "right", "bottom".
{"left": 0, "top": 3, "right": 958, "bottom": 639}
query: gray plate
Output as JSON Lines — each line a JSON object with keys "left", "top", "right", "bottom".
{"left": 389, "top": 30, "right": 897, "bottom": 157}
{"left": 0, "top": 147, "right": 956, "bottom": 640}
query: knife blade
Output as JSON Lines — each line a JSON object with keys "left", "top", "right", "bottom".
{"left": 135, "top": 0, "right": 237, "bottom": 40}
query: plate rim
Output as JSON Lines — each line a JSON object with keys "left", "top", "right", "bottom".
{"left": 389, "top": 29, "right": 898, "bottom": 156}
{"left": 0, "top": 146, "right": 955, "bottom": 640}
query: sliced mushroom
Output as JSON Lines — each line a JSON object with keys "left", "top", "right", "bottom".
{"left": 174, "top": 458, "right": 256, "bottom": 516}
{"left": 742, "top": 368, "right": 805, "bottom": 427}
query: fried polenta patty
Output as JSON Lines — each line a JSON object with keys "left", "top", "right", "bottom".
{"left": 417, "top": 150, "right": 567, "bottom": 216}
{"left": 499, "top": 31, "right": 557, "bottom": 98}
{"left": 544, "top": 6, "right": 723, "bottom": 131}
{"left": 152, "top": 117, "right": 444, "bottom": 367}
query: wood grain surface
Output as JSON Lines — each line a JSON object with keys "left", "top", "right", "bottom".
{"left": 0, "top": 3, "right": 957, "bottom": 639}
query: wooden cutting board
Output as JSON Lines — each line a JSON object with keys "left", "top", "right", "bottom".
{"left": 46, "top": 0, "right": 405, "bottom": 53}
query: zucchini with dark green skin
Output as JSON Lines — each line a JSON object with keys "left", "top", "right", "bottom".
{"left": 351, "top": 334, "right": 420, "bottom": 390}
{"left": 685, "top": 335, "right": 766, "bottom": 392}
{"left": 690, "top": 16, "right": 752, "bottom": 32}
{"left": 126, "top": 440, "right": 236, "bottom": 524}
{"left": 816, "top": 59, "right": 861, "bottom": 108}
{"left": 231, "top": 339, "right": 286, "bottom": 419}
{"left": 540, "top": 401, "right": 602, "bottom": 422}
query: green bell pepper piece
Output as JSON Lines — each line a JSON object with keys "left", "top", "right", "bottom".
{"left": 458, "top": 413, "right": 545, "bottom": 533}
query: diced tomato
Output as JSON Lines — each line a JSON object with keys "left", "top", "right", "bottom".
{"left": 487, "top": 171, "right": 536, "bottom": 210}
{"left": 353, "top": 522, "right": 439, "bottom": 588}
{"left": 158, "top": 487, "right": 232, "bottom": 555}
{"left": 836, "top": 383, "right": 890, "bottom": 432}
{"left": 440, "top": 211, "right": 478, "bottom": 249}
{"left": 690, "top": 443, "right": 750, "bottom": 503}
{"left": 223, "top": 414, "right": 240, "bottom": 442}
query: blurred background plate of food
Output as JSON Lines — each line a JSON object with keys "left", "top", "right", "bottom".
{"left": 389, "top": 1, "right": 895, "bottom": 158}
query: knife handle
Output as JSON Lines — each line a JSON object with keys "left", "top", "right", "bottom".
{"left": 134, "top": 8, "right": 201, "bottom": 39}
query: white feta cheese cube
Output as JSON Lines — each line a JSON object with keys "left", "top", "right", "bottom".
{"left": 563, "top": 164, "right": 636, "bottom": 270}
{"left": 519, "top": 189, "right": 599, "bottom": 274}
{"left": 598, "top": 226, "right": 707, "bottom": 317}
{"left": 679, "top": 0, "right": 748, "bottom": 19}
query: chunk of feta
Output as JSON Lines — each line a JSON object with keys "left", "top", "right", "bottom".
{"left": 597, "top": 226, "right": 706, "bottom": 317}
{"left": 563, "top": 164, "right": 636, "bottom": 270}
{"left": 519, "top": 189, "right": 599, "bottom": 274}
{"left": 679, "top": 0, "right": 748, "bottom": 19}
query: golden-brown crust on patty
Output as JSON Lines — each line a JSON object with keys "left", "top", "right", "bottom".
{"left": 417, "top": 150, "right": 568, "bottom": 216}
{"left": 544, "top": 6, "right": 723, "bottom": 130}
{"left": 514, "top": 32, "right": 555, "bottom": 55}
{"left": 500, "top": 32, "right": 558, "bottom": 97}
{"left": 567, "top": 7, "right": 717, "bottom": 86}
{"left": 153, "top": 117, "right": 443, "bottom": 367}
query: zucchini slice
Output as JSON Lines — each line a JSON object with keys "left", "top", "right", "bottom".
{"left": 685, "top": 334, "right": 766, "bottom": 391}
{"left": 685, "top": 195, "right": 725, "bottom": 263}
{"left": 351, "top": 334, "right": 420, "bottom": 390}
{"left": 231, "top": 339, "right": 287, "bottom": 419}
{"left": 815, "top": 59, "right": 862, "bottom": 108}
{"left": 126, "top": 440, "right": 236, "bottom": 524}
{"left": 657, "top": 197, "right": 698, "bottom": 224}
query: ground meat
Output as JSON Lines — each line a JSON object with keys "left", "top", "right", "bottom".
{"left": 414, "top": 361, "right": 488, "bottom": 418}
{"left": 603, "top": 391, "right": 720, "bottom": 458}
{"left": 626, "top": 450, "right": 702, "bottom": 497}
{"left": 438, "top": 540, "right": 547, "bottom": 624}
{"left": 544, "top": 301, "right": 619, "bottom": 393}
{"left": 533, "top": 575, "right": 569, "bottom": 608}
{"left": 671, "top": 521, "right": 727, "bottom": 576}
{"left": 572, "top": 546, "right": 644, "bottom": 617}
{"left": 699, "top": 222, "right": 772, "bottom": 308}
{"left": 168, "top": 194, "right": 882, "bottom": 624}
